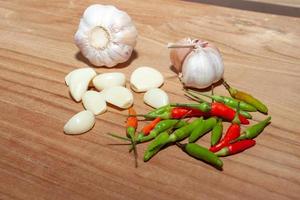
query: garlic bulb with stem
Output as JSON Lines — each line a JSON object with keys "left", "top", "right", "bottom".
{"left": 74, "top": 4, "right": 138, "bottom": 67}
{"left": 168, "top": 38, "right": 224, "bottom": 89}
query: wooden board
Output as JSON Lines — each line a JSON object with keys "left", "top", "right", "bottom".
{"left": 0, "top": 0, "right": 299, "bottom": 199}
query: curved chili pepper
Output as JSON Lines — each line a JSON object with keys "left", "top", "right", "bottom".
{"left": 177, "top": 143, "right": 223, "bottom": 170}
{"left": 215, "top": 140, "right": 256, "bottom": 156}
{"left": 143, "top": 131, "right": 170, "bottom": 162}
{"left": 126, "top": 108, "right": 138, "bottom": 167}
{"left": 149, "top": 118, "right": 202, "bottom": 151}
{"left": 210, "top": 105, "right": 241, "bottom": 152}
{"left": 223, "top": 81, "right": 268, "bottom": 114}
{"left": 232, "top": 116, "right": 271, "bottom": 143}
{"left": 211, "top": 119, "right": 223, "bottom": 146}
{"left": 136, "top": 119, "right": 188, "bottom": 143}
{"left": 139, "top": 117, "right": 161, "bottom": 136}
{"left": 210, "top": 102, "right": 249, "bottom": 124}
{"left": 189, "top": 117, "right": 217, "bottom": 143}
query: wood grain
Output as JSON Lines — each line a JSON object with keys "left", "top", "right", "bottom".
{"left": 0, "top": 0, "right": 299, "bottom": 199}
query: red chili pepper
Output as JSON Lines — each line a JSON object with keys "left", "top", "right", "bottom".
{"left": 171, "top": 107, "right": 205, "bottom": 119}
{"left": 215, "top": 140, "right": 256, "bottom": 156}
{"left": 210, "top": 104, "right": 241, "bottom": 153}
{"left": 126, "top": 108, "right": 138, "bottom": 131}
{"left": 210, "top": 102, "right": 249, "bottom": 125}
{"left": 140, "top": 117, "right": 161, "bottom": 136}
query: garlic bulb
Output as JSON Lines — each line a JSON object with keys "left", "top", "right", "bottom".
{"left": 168, "top": 38, "right": 224, "bottom": 89}
{"left": 74, "top": 4, "right": 138, "bottom": 67}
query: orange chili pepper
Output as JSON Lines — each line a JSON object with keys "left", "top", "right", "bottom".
{"left": 140, "top": 117, "right": 161, "bottom": 136}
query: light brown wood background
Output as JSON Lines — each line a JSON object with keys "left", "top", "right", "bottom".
{"left": 0, "top": 0, "right": 299, "bottom": 199}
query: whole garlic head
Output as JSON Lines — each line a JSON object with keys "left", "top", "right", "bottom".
{"left": 169, "top": 38, "right": 224, "bottom": 89}
{"left": 75, "top": 4, "right": 138, "bottom": 67}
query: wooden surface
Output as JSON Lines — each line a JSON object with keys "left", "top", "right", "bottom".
{"left": 0, "top": 0, "right": 299, "bottom": 199}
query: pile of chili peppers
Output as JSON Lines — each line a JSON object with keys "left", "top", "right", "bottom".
{"left": 108, "top": 81, "right": 271, "bottom": 170}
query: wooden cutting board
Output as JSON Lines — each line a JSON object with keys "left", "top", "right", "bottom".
{"left": 0, "top": 0, "right": 299, "bottom": 199}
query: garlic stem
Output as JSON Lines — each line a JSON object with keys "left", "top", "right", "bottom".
{"left": 167, "top": 43, "right": 195, "bottom": 49}
{"left": 167, "top": 41, "right": 208, "bottom": 49}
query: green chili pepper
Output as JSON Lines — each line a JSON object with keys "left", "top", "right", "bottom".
{"left": 189, "top": 117, "right": 217, "bottom": 143}
{"left": 143, "top": 131, "right": 170, "bottom": 162}
{"left": 147, "top": 104, "right": 172, "bottom": 116}
{"left": 170, "top": 102, "right": 211, "bottom": 113}
{"left": 187, "top": 90, "right": 257, "bottom": 112}
{"left": 177, "top": 143, "right": 223, "bottom": 170}
{"left": 137, "top": 119, "right": 188, "bottom": 143}
{"left": 211, "top": 119, "right": 223, "bottom": 146}
{"left": 239, "top": 110, "right": 252, "bottom": 119}
{"left": 232, "top": 116, "right": 271, "bottom": 143}
{"left": 164, "top": 118, "right": 203, "bottom": 144}
{"left": 223, "top": 81, "right": 268, "bottom": 114}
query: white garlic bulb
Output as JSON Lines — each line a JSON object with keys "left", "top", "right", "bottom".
{"left": 74, "top": 4, "right": 138, "bottom": 67}
{"left": 168, "top": 38, "right": 224, "bottom": 89}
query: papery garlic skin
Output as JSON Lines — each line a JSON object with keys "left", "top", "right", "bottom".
{"left": 74, "top": 4, "right": 138, "bottom": 67}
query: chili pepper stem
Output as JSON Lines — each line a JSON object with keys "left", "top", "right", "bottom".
{"left": 106, "top": 133, "right": 131, "bottom": 141}
{"left": 214, "top": 147, "right": 229, "bottom": 157}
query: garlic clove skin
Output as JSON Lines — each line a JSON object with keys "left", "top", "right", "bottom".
{"left": 74, "top": 4, "right": 138, "bottom": 67}
{"left": 64, "top": 110, "right": 95, "bottom": 135}
{"left": 169, "top": 38, "right": 194, "bottom": 72}
{"left": 130, "top": 66, "right": 164, "bottom": 92}
{"left": 68, "top": 68, "right": 97, "bottom": 102}
{"left": 92, "top": 72, "right": 126, "bottom": 91}
{"left": 82, "top": 91, "right": 107, "bottom": 115}
{"left": 144, "top": 88, "right": 169, "bottom": 109}
{"left": 103, "top": 86, "right": 133, "bottom": 109}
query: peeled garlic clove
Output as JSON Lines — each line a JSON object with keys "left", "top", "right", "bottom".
{"left": 103, "top": 86, "right": 133, "bottom": 109}
{"left": 64, "top": 110, "right": 95, "bottom": 135}
{"left": 92, "top": 72, "right": 126, "bottom": 91}
{"left": 144, "top": 88, "right": 169, "bottom": 109}
{"left": 130, "top": 66, "right": 164, "bottom": 92}
{"left": 74, "top": 4, "right": 138, "bottom": 67}
{"left": 82, "top": 91, "right": 107, "bottom": 115}
{"left": 68, "top": 68, "right": 96, "bottom": 102}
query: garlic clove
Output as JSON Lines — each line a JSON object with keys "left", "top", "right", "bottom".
{"left": 103, "top": 86, "right": 133, "bottom": 109}
{"left": 82, "top": 91, "right": 107, "bottom": 115}
{"left": 69, "top": 68, "right": 97, "bottom": 102}
{"left": 144, "top": 88, "right": 169, "bottom": 109}
{"left": 65, "top": 67, "right": 96, "bottom": 86}
{"left": 92, "top": 72, "right": 126, "bottom": 91}
{"left": 64, "top": 110, "right": 95, "bottom": 135}
{"left": 130, "top": 66, "right": 164, "bottom": 92}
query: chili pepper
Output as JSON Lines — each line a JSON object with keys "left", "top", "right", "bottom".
{"left": 239, "top": 110, "right": 252, "bottom": 119}
{"left": 223, "top": 81, "right": 268, "bottom": 114}
{"left": 171, "top": 107, "right": 205, "bottom": 119}
{"left": 215, "top": 140, "right": 256, "bottom": 157}
{"left": 139, "top": 117, "right": 161, "bottom": 136}
{"left": 187, "top": 90, "right": 257, "bottom": 112}
{"left": 210, "top": 102, "right": 249, "bottom": 124}
{"left": 126, "top": 108, "right": 138, "bottom": 167}
{"left": 147, "top": 104, "right": 172, "bottom": 116}
{"left": 232, "top": 116, "right": 271, "bottom": 143}
{"left": 171, "top": 102, "right": 211, "bottom": 113}
{"left": 136, "top": 119, "right": 188, "bottom": 143}
{"left": 189, "top": 117, "right": 217, "bottom": 143}
{"left": 149, "top": 118, "right": 202, "bottom": 151}
{"left": 143, "top": 131, "right": 170, "bottom": 162}
{"left": 210, "top": 104, "right": 241, "bottom": 152}
{"left": 177, "top": 143, "right": 223, "bottom": 170}
{"left": 211, "top": 119, "right": 223, "bottom": 146}
{"left": 134, "top": 107, "right": 205, "bottom": 120}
